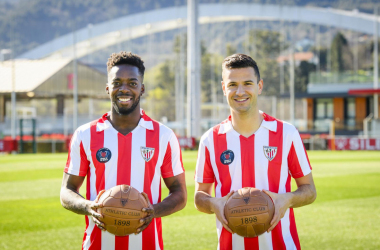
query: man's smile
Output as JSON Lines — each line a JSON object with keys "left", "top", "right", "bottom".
{"left": 116, "top": 96, "right": 133, "bottom": 104}
{"left": 234, "top": 97, "right": 249, "bottom": 103}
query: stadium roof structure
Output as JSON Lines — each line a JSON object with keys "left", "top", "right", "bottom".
{"left": 0, "top": 59, "right": 107, "bottom": 98}
{"left": 0, "top": 59, "right": 70, "bottom": 93}
{"left": 18, "top": 3, "right": 380, "bottom": 60}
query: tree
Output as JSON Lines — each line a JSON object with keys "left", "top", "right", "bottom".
{"left": 226, "top": 43, "right": 237, "bottom": 56}
{"left": 143, "top": 60, "right": 176, "bottom": 121}
{"left": 246, "top": 30, "right": 285, "bottom": 95}
{"left": 145, "top": 35, "right": 223, "bottom": 121}
{"left": 331, "top": 32, "right": 351, "bottom": 72}
{"left": 312, "top": 46, "right": 327, "bottom": 71}
{"left": 370, "top": 40, "right": 380, "bottom": 72}
{"left": 295, "top": 61, "right": 316, "bottom": 93}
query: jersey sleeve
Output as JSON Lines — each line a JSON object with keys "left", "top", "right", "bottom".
{"left": 161, "top": 132, "right": 184, "bottom": 178}
{"left": 195, "top": 138, "right": 215, "bottom": 183}
{"left": 64, "top": 129, "right": 90, "bottom": 176}
{"left": 287, "top": 129, "right": 312, "bottom": 178}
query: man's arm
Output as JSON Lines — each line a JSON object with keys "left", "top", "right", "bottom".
{"left": 263, "top": 172, "right": 317, "bottom": 232}
{"left": 60, "top": 172, "right": 105, "bottom": 230}
{"left": 137, "top": 172, "right": 187, "bottom": 233}
{"left": 194, "top": 182, "right": 234, "bottom": 233}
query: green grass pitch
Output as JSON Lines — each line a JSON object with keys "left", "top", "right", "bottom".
{"left": 0, "top": 151, "right": 379, "bottom": 249}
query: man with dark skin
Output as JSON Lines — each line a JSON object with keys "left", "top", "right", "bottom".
{"left": 61, "top": 52, "right": 187, "bottom": 249}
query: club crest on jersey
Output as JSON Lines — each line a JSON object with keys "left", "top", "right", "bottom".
{"left": 263, "top": 146, "right": 277, "bottom": 161}
{"left": 96, "top": 148, "right": 112, "bottom": 163}
{"left": 220, "top": 149, "right": 234, "bottom": 165}
{"left": 141, "top": 146, "right": 155, "bottom": 162}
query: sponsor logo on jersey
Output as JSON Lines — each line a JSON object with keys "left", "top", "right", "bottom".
{"left": 263, "top": 146, "right": 277, "bottom": 161}
{"left": 96, "top": 148, "right": 112, "bottom": 163}
{"left": 220, "top": 149, "right": 234, "bottom": 165}
{"left": 141, "top": 146, "right": 155, "bottom": 162}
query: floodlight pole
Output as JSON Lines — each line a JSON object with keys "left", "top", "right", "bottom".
{"left": 280, "top": 14, "right": 285, "bottom": 120}
{"left": 175, "top": 33, "right": 180, "bottom": 135}
{"left": 146, "top": 25, "right": 153, "bottom": 114}
{"left": 288, "top": 23, "right": 295, "bottom": 125}
{"left": 353, "top": 20, "right": 359, "bottom": 82}
{"left": 10, "top": 19, "right": 16, "bottom": 140}
{"left": 11, "top": 50, "right": 16, "bottom": 139}
{"left": 88, "top": 24, "right": 94, "bottom": 119}
{"left": 175, "top": 27, "right": 186, "bottom": 137}
{"left": 73, "top": 27, "right": 78, "bottom": 131}
{"left": 289, "top": 43, "right": 295, "bottom": 125}
{"left": 211, "top": 55, "right": 217, "bottom": 121}
{"left": 374, "top": 5, "right": 379, "bottom": 119}
{"left": 316, "top": 25, "right": 321, "bottom": 83}
{"left": 179, "top": 32, "right": 186, "bottom": 136}
{"left": 187, "top": 0, "right": 200, "bottom": 138}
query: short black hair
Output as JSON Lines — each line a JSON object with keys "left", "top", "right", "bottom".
{"left": 107, "top": 51, "right": 145, "bottom": 77}
{"left": 222, "top": 54, "right": 260, "bottom": 82}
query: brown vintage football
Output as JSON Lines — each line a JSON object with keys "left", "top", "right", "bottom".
{"left": 224, "top": 187, "right": 275, "bottom": 238}
{"left": 97, "top": 185, "right": 148, "bottom": 236}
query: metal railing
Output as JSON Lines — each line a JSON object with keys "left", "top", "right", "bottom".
{"left": 311, "top": 119, "right": 364, "bottom": 132}
{"left": 363, "top": 114, "right": 380, "bottom": 137}
{"left": 0, "top": 115, "right": 100, "bottom": 137}
{"left": 309, "top": 71, "right": 380, "bottom": 84}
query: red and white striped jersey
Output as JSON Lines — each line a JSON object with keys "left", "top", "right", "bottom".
{"left": 195, "top": 112, "right": 312, "bottom": 250}
{"left": 64, "top": 109, "right": 184, "bottom": 250}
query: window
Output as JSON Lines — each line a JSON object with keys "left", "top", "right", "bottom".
{"left": 345, "top": 98, "right": 356, "bottom": 129}
{"left": 314, "top": 98, "right": 333, "bottom": 131}
{"left": 315, "top": 98, "right": 333, "bottom": 119}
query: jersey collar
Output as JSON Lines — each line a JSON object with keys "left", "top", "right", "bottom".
{"left": 96, "top": 109, "right": 154, "bottom": 132}
{"left": 139, "top": 109, "right": 154, "bottom": 130}
{"left": 261, "top": 119, "right": 277, "bottom": 132}
{"left": 218, "top": 111, "right": 277, "bottom": 134}
{"left": 261, "top": 112, "right": 277, "bottom": 132}
{"left": 218, "top": 119, "right": 233, "bottom": 134}
{"left": 96, "top": 112, "right": 112, "bottom": 132}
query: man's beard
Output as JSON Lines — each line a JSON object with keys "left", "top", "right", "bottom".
{"left": 112, "top": 95, "right": 140, "bottom": 115}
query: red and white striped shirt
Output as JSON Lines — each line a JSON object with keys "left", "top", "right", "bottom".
{"left": 64, "top": 109, "right": 184, "bottom": 250}
{"left": 195, "top": 112, "right": 312, "bottom": 250}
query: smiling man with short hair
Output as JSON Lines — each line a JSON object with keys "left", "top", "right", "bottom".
{"left": 194, "top": 54, "right": 317, "bottom": 250}
{"left": 60, "top": 51, "right": 187, "bottom": 250}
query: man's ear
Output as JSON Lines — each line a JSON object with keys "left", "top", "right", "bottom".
{"left": 221, "top": 81, "right": 226, "bottom": 96}
{"left": 105, "top": 84, "right": 109, "bottom": 94}
{"left": 258, "top": 79, "right": 263, "bottom": 95}
{"left": 141, "top": 83, "right": 145, "bottom": 96}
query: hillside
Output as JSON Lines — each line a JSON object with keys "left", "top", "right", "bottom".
{"left": 0, "top": 0, "right": 378, "bottom": 57}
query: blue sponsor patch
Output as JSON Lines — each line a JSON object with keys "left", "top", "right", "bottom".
{"left": 96, "top": 148, "right": 112, "bottom": 163}
{"left": 220, "top": 149, "right": 234, "bottom": 165}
